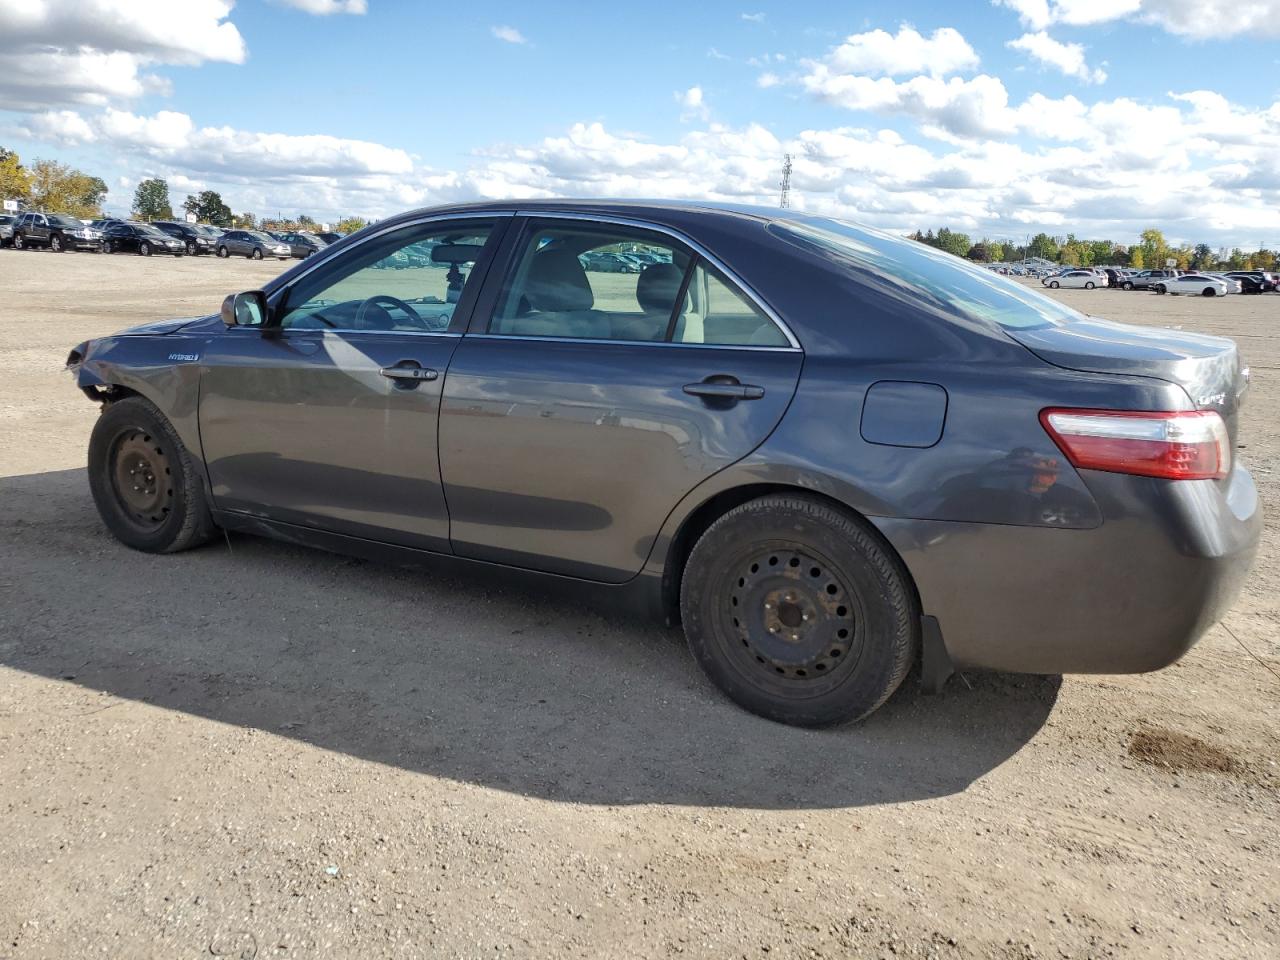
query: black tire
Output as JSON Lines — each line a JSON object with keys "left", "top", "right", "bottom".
{"left": 217, "top": 245, "right": 229, "bottom": 258}
{"left": 1202, "top": 287, "right": 1216, "bottom": 297}
{"left": 680, "top": 494, "right": 918, "bottom": 727}
{"left": 139, "top": 241, "right": 152, "bottom": 256}
{"left": 87, "top": 396, "right": 216, "bottom": 553}
{"left": 1155, "top": 285, "right": 1166, "bottom": 294}
{"left": 50, "top": 234, "right": 64, "bottom": 252}
{"left": 1123, "top": 281, "right": 1134, "bottom": 290}
{"left": 1085, "top": 281, "right": 1094, "bottom": 289}
{"left": 186, "top": 240, "right": 197, "bottom": 255}
{"left": 251, "top": 247, "right": 263, "bottom": 260}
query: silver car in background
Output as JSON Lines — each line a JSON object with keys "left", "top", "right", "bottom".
{"left": 215, "top": 229, "right": 292, "bottom": 260}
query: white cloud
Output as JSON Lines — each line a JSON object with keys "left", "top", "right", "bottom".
{"left": 707, "top": 47, "right": 731, "bottom": 60}
{"left": 0, "top": 0, "right": 244, "bottom": 110}
{"left": 822, "top": 26, "right": 980, "bottom": 78}
{"left": 276, "top": 0, "right": 368, "bottom": 13}
{"left": 1007, "top": 31, "right": 1106, "bottom": 84}
{"left": 757, "top": 73, "right": 781, "bottom": 89}
{"left": 676, "top": 86, "right": 710, "bottom": 122}
{"left": 741, "top": 12, "right": 766, "bottom": 23}
{"left": 491, "top": 25, "right": 528, "bottom": 44}
{"left": 994, "top": 0, "right": 1280, "bottom": 37}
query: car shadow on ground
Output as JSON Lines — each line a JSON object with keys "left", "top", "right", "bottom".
{"left": 1, "top": 468, "right": 1061, "bottom": 810}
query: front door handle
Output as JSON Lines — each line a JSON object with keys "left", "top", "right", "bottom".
{"left": 380, "top": 363, "right": 439, "bottom": 384}
{"left": 683, "top": 378, "right": 765, "bottom": 401}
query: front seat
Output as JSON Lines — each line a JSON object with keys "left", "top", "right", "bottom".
{"left": 504, "top": 250, "right": 610, "bottom": 339}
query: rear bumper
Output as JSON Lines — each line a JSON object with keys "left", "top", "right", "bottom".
{"left": 875, "top": 464, "right": 1262, "bottom": 674}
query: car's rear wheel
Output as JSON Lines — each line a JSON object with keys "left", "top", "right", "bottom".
{"left": 680, "top": 494, "right": 918, "bottom": 727}
{"left": 217, "top": 245, "right": 229, "bottom": 258}
{"left": 139, "top": 241, "right": 152, "bottom": 256}
{"left": 88, "top": 396, "right": 216, "bottom": 553}
{"left": 251, "top": 247, "right": 263, "bottom": 260}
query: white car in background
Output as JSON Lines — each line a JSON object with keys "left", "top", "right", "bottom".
{"left": 1205, "top": 273, "right": 1242, "bottom": 294}
{"left": 1043, "top": 270, "right": 1103, "bottom": 289}
{"left": 1153, "top": 274, "right": 1229, "bottom": 297}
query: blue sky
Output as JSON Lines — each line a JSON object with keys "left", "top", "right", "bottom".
{"left": 2, "top": 0, "right": 1279, "bottom": 246}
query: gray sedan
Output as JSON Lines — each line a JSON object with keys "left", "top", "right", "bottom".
{"left": 66, "top": 200, "right": 1260, "bottom": 727}
{"left": 215, "top": 229, "right": 292, "bottom": 260}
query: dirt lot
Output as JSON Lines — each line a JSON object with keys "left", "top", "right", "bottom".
{"left": 1, "top": 249, "right": 1277, "bottom": 959}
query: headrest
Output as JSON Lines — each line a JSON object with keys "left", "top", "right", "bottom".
{"left": 636, "top": 262, "right": 684, "bottom": 314}
{"left": 525, "top": 250, "right": 594, "bottom": 312}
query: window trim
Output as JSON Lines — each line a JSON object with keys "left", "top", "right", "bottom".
{"left": 478, "top": 211, "right": 801, "bottom": 351}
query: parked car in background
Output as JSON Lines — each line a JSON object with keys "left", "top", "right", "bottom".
{"left": 11, "top": 212, "right": 104, "bottom": 252}
{"left": 1205, "top": 274, "right": 1242, "bottom": 294}
{"left": 316, "top": 231, "right": 345, "bottom": 245}
{"left": 216, "top": 230, "right": 292, "bottom": 260}
{"left": 1154, "top": 274, "right": 1228, "bottom": 297}
{"left": 64, "top": 199, "right": 1260, "bottom": 727}
{"left": 102, "top": 221, "right": 186, "bottom": 256}
{"left": 89, "top": 218, "right": 125, "bottom": 232}
{"left": 1121, "top": 270, "right": 1180, "bottom": 291}
{"left": 1225, "top": 271, "right": 1275, "bottom": 294}
{"left": 580, "top": 251, "right": 641, "bottom": 273}
{"left": 0, "top": 214, "right": 15, "bottom": 247}
{"left": 1042, "top": 270, "right": 1102, "bottom": 289}
{"left": 151, "top": 221, "right": 221, "bottom": 256}
{"left": 278, "top": 231, "right": 328, "bottom": 258}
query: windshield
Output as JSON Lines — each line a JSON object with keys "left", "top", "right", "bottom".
{"left": 195, "top": 225, "right": 223, "bottom": 237}
{"left": 49, "top": 215, "right": 84, "bottom": 228}
{"left": 248, "top": 231, "right": 277, "bottom": 242}
{"left": 772, "top": 216, "right": 1083, "bottom": 331}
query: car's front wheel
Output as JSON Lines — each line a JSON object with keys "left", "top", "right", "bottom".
{"left": 216, "top": 245, "right": 229, "bottom": 258}
{"left": 1049, "top": 280, "right": 1059, "bottom": 288}
{"left": 1123, "top": 281, "right": 1134, "bottom": 290}
{"left": 1203, "top": 287, "right": 1217, "bottom": 297}
{"left": 139, "top": 241, "right": 152, "bottom": 256}
{"left": 88, "top": 396, "right": 216, "bottom": 553}
{"left": 1085, "top": 281, "right": 1094, "bottom": 289}
{"left": 50, "top": 234, "right": 64, "bottom": 252}
{"left": 13, "top": 234, "right": 24, "bottom": 250}
{"left": 680, "top": 494, "right": 918, "bottom": 727}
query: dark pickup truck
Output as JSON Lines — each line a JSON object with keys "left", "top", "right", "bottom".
{"left": 11, "top": 212, "right": 104, "bottom": 252}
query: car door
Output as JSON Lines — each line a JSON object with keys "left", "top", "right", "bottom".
{"left": 197, "top": 215, "right": 508, "bottom": 551}
{"left": 438, "top": 215, "right": 804, "bottom": 583}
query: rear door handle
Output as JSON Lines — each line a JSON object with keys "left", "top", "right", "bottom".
{"left": 683, "top": 379, "right": 765, "bottom": 401}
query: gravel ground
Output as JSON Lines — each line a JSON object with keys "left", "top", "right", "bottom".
{"left": 1, "top": 249, "right": 1277, "bottom": 959}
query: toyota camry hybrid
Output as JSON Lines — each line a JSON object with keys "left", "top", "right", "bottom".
{"left": 65, "top": 200, "right": 1261, "bottom": 727}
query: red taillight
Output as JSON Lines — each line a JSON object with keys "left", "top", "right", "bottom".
{"left": 1040, "top": 409, "right": 1231, "bottom": 481}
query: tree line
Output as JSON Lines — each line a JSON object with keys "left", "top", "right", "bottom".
{"left": 1, "top": 146, "right": 367, "bottom": 235}
{"left": 910, "top": 227, "right": 1278, "bottom": 273}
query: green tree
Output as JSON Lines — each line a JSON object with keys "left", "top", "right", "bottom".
{"left": 1191, "top": 243, "right": 1214, "bottom": 270}
{"left": 182, "top": 190, "right": 233, "bottom": 226}
{"left": 28, "top": 159, "right": 107, "bottom": 217}
{"left": 132, "top": 178, "right": 173, "bottom": 220}
{"left": 1138, "top": 228, "right": 1169, "bottom": 269}
{"left": 987, "top": 240, "right": 1005, "bottom": 263}
{"left": 0, "top": 147, "right": 33, "bottom": 205}
{"left": 965, "top": 242, "right": 990, "bottom": 262}
{"left": 1060, "top": 246, "right": 1081, "bottom": 267}
{"left": 334, "top": 216, "right": 367, "bottom": 235}
{"left": 1129, "top": 247, "right": 1144, "bottom": 269}
{"left": 935, "top": 227, "right": 972, "bottom": 257}
{"left": 1089, "top": 240, "right": 1114, "bottom": 265}
{"left": 1028, "top": 233, "right": 1058, "bottom": 261}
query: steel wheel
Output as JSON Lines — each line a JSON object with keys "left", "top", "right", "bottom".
{"left": 723, "top": 546, "right": 863, "bottom": 689}
{"left": 108, "top": 429, "right": 174, "bottom": 532}
{"left": 251, "top": 247, "right": 263, "bottom": 260}
{"left": 13, "top": 234, "right": 23, "bottom": 250}
{"left": 50, "top": 234, "right": 63, "bottom": 252}
{"left": 217, "top": 245, "right": 229, "bottom": 258}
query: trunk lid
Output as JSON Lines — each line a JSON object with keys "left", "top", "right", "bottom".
{"left": 1007, "top": 316, "right": 1249, "bottom": 447}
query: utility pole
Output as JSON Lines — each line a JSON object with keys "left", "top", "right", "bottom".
{"left": 778, "top": 153, "right": 792, "bottom": 209}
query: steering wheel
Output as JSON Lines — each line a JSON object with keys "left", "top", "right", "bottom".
{"left": 353, "top": 294, "right": 431, "bottom": 331}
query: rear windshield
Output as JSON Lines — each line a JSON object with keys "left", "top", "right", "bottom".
{"left": 771, "top": 216, "right": 1083, "bottom": 331}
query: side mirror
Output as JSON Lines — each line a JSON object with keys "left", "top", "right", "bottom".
{"left": 220, "top": 290, "right": 268, "bottom": 327}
